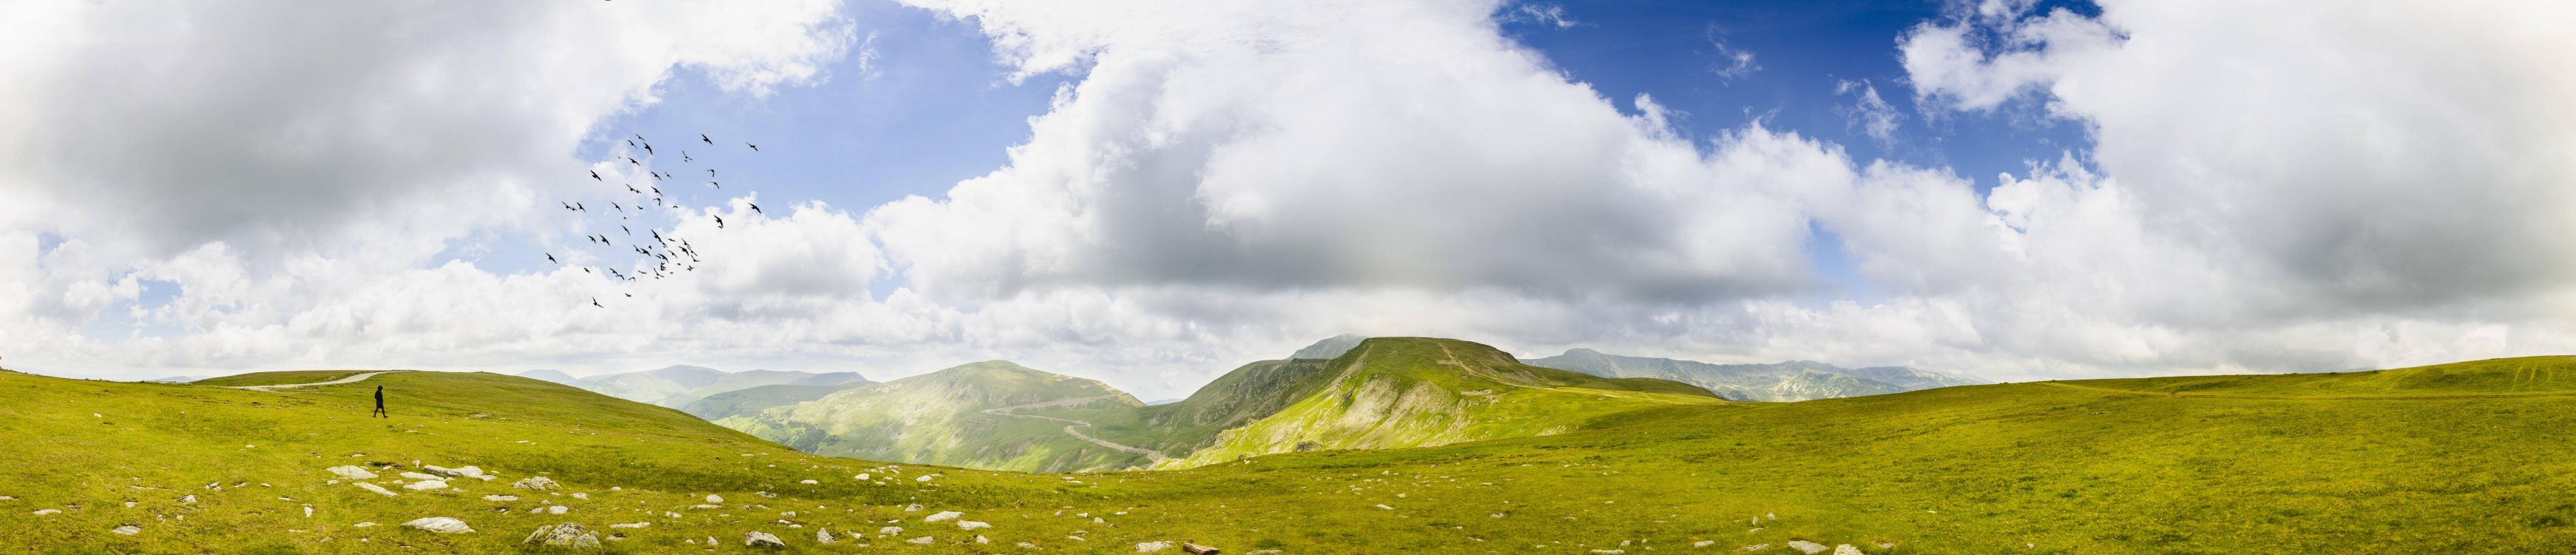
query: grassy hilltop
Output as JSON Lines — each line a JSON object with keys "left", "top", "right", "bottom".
{"left": 7, "top": 354, "right": 2576, "bottom": 552}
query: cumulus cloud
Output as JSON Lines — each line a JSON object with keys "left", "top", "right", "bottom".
{"left": 3, "top": 0, "right": 2573, "bottom": 396}
{"left": 1833, "top": 79, "right": 1902, "bottom": 146}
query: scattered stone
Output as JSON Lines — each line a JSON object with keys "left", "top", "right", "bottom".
{"left": 1373, "top": 504, "right": 1393, "bottom": 510}
{"left": 958, "top": 520, "right": 990, "bottom": 530}
{"left": 33, "top": 508, "right": 60, "bottom": 515}
{"left": 816, "top": 528, "right": 836, "bottom": 544}
{"left": 1833, "top": 545, "right": 1862, "bottom": 555}
{"left": 903, "top": 503, "right": 923, "bottom": 512}
{"left": 353, "top": 522, "right": 378, "bottom": 528}
{"left": 799, "top": 480, "right": 818, "bottom": 485}
{"left": 879, "top": 526, "right": 904, "bottom": 536}
{"left": 547, "top": 505, "right": 569, "bottom": 515}
{"left": 399, "top": 472, "right": 442, "bottom": 481}
{"left": 1739, "top": 546, "right": 1770, "bottom": 553}
{"left": 483, "top": 495, "right": 519, "bottom": 502}
{"left": 743, "top": 531, "right": 786, "bottom": 549}
{"left": 404, "top": 480, "right": 448, "bottom": 491}
{"left": 569, "top": 492, "right": 587, "bottom": 500}
{"left": 705, "top": 494, "right": 723, "bottom": 504}
{"left": 327, "top": 466, "right": 379, "bottom": 480}
{"left": 1785, "top": 540, "right": 1828, "bottom": 554}
{"left": 178, "top": 495, "right": 197, "bottom": 504}
{"left": 906, "top": 536, "right": 934, "bottom": 545}
{"left": 611, "top": 522, "right": 649, "bottom": 528}
{"left": 976, "top": 535, "right": 990, "bottom": 544}
{"left": 1591, "top": 550, "right": 1626, "bottom": 554}
{"left": 512, "top": 477, "right": 558, "bottom": 491}
{"left": 521, "top": 523, "right": 601, "bottom": 551}
{"left": 916, "top": 475, "right": 934, "bottom": 482}
{"left": 0, "top": 495, "right": 13, "bottom": 500}
{"left": 401, "top": 517, "right": 473, "bottom": 534}
{"left": 1137, "top": 540, "right": 1173, "bottom": 552}
{"left": 302, "top": 505, "right": 314, "bottom": 518}
{"left": 855, "top": 474, "right": 870, "bottom": 480}
{"left": 924, "top": 511, "right": 962, "bottom": 522}
{"left": 112, "top": 524, "right": 141, "bottom": 535}
{"left": 1694, "top": 540, "right": 1716, "bottom": 548}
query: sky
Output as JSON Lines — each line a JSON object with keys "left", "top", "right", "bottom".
{"left": 2, "top": 0, "right": 2572, "bottom": 400}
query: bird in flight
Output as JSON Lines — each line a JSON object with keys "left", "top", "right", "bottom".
{"left": 707, "top": 169, "right": 716, "bottom": 177}
{"left": 748, "top": 203, "right": 763, "bottom": 215}
{"left": 714, "top": 215, "right": 726, "bottom": 229}
{"left": 746, "top": 142, "right": 759, "bottom": 152}
{"left": 682, "top": 151, "right": 692, "bottom": 162}
{"left": 626, "top": 184, "right": 640, "bottom": 194}
{"left": 700, "top": 134, "right": 713, "bottom": 145}
{"left": 642, "top": 142, "right": 655, "bottom": 155}
{"left": 621, "top": 225, "right": 631, "bottom": 236}
{"left": 546, "top": 253, "right": 558, "bottom": 263}
{"left": 589, "top": 169, "right": 601, "bottom": 181}
{"left": 626, "top": 157, "right": 640, "bottom": 166}
{"left": 709, "top": 181, "right": 720, "bottom": 189}
{"left": 591, "top": 297, "right": 603, "bottom": 308}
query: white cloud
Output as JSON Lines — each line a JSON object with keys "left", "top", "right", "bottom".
{"left": 1705, "top": 27, "right": 1760, "bottom": 81}
{"left": 4, "top": 0, "right": 2574, "bottom": 398}
{"left": 1833, "top": 79, "right": 1902, "bottom": 146}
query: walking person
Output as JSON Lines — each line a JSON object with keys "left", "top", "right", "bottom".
{"left": 372, "top": 385, "right": 388, "bottom": 418}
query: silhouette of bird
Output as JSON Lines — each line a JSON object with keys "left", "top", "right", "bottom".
{"left": 575, "top": 202, "right": 585, "bottom": 212}
{"left": 621, "top": 225, "right": 631, "bottom": 236}
{"left": 682, "top": 152, "right": 692, "bottom": 162}
{"left": 561, "top": 201, "right": 577, "bottom": 212}
{"left": 590, "top": 170, "right": 601, "bottom": 181}
{"left": 626, "top": 184, "right": 640, "bottom": 194}
{"left": 642, "top": 143, "right": 654, "bottom": 155}
{"left": 649, "top": 186, "right": 660, "bottom": 195}
{"left": 707, "top": 169, "right": 715, "bottom": 177}
{"left": 748, "top": 203, "right": 763, "bottom": 215}
{"left": 583, "top": 267, "right": 592, "bottom": 273}
{"left": 591, "top": 297, "right": 603, "bottom": 308}
{"left": 709, "top": 181, "right": 720, "bottom": 189}
{"left": 626, "top": 157, "right": 640, "bottom": 166}
{"left": 700, "top": 134, "right": 712, "bottom": 144}
{"left": 546, "top": 253, "right": 558, "bottom": 263}
{"left": 746, "top": 142, "right": 759, "bottom": 152}
{"left": 714, "top": 215, "right": 726, "bottom": 229}
{"left": 626, "top": 139, "right": 637, "bottom": 149}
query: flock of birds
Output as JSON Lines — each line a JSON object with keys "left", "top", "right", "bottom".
{"left": 554, "top": 132, "right": 766, "bottom": 308}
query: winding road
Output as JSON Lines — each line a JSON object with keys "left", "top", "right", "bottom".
{"left": 981, "top": 395, "right": 1172, "bottom": 464}
{"left": 223, "top": 371, "right": 402, "bottom": 391}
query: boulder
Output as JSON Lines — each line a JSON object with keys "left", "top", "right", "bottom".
{"left": 521, "top": 523, "right": 601, "bottom": 551}
{"left": 816, "top": 528, "right": 836, "bottom": 544}
{"left": 924, "top": 511, "right": 962, "bottom": 522}
{"left": 512, "top": 477, "right": 559, "bottom": 491}
{"left": 401, "top": 517, "right": 473, "bottom": 534}
{"left": 1785, "top": 540, "right": 1827, "bottom": 554}
{"left": 743, "top": 531, "right": 786, "bottom": 549}
{"left": 326, "top": 465, "right": 379, "bottom": 480}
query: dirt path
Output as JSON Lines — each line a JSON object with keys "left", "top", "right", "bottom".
{"left": 223, "top": 371, "right": 401, "bottom": 391}
{"left": 983, "top": 396, "right": 1172, "bottom": 464}
{"left": 2036, "top": 381, "right": 2576, "bottom": 401}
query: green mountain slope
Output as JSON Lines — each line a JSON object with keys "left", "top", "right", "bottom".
{"left": 1158, "top": 337, "right": 1722, "bottom": 468}
{"left": 681, "top": 382, "right": 871, "bottom": 420}
{"left": 1524, "top": 348, "right": 1984, "bottom": 401}
{"left": 1017, "top": 357, "right": 1339, "bottom": 458}
{"left": 9, "top": 356, "right": 2576, "bottom": 552}
{"left": 714, "top": 361, "right": 1155, "bottom": 472}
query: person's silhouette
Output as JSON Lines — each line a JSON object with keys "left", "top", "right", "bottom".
{"left": 371, "top": 385, "right": 388, "bottom": 418}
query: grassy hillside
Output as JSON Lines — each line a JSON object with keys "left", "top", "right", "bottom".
{"left": 1020, "top": 358, "right": 1339, "bottom": 457}
{"left": 1158, "top": 337, "right": 1722, "bottom": 468}
{"left": 12, "top": 355, "right": 2576, "bottom": 553}
{"left": 682, "top": 383, "right": 870, "bottom": 421}
{"left": 716, "top": 361, "right": 1153, "bottom": 473}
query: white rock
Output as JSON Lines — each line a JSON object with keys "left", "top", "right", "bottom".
{"left": 924, "top": 511, "right": 962, "bottom": 522}
{"left": 958, "top": 520, "right": 990, "bottom": 530}
{"left": 112, "top": 525, "right": 141, "bottom": 535}
{"left": 1694, "top": 540, "right": 1715, "bottom": 548}
{"left": 976, "top": 535, "right": 990, "bottom": 544}
{"left": 403, "top": 480, "right": 448, "bottom": 491}
{"left": 916, "top": 475, "right": 934, "bottom": 482}
{"left": 399, "top": 472, "right": 442, "bottom": 481}
{"left": 483, "top": 495, "right": 519, "bottom": 502}
{"left": 799, "top": 480, "right": 818, "bottom": 485}
{"left": 816, "top": 528, "right": 836, "bottom": 544}
{"left": 743, "top": 531, "right": 785, "bottom": 548}
{"left": 1590, "top": 551, "right": 1625, "bottom": 554}
{"left": 1833, "top": 545, "right": 1862, "bottom": 555}
{"left": 705, "top": 494, "right": 723, "bottom": 504}
{"left": 854, "top": 474, "right": 869, "bottom": 481}
{"left": 904, "top": 503, "right": 922, "bottom": 511}
{"left": 907, "top": 536, "right": 934, "bottom": 545}
{"left": 512, "top": 477, "right": 558, "bottom": 491}
{"left": 33, "top": 508, "right": 60, "bottom": 515}
{"left": 401, "top": 517, "right": 473, "bottom": 534}
{"left": 302, "top": 505, "right": 313, "bottom": 518}
{"left": 353, "top": 522, "right": 377, "bottom": 528}
{"left": 879, "top": 526, "right": 904, "bottom": 535}
{"left": 547, "top": 505, "right": 568, "bottom": 514}
{"left": 612, "top": 522, "right": 649, "bottom": 528}
{"left": 1137, "top": 540, "right": 1173, "bottom": 552}
{"left": 1373, "top": 504, "right": 1393, "bottom": 510}
{"left": 570, "top": 493, "right": 587, "bottom": 500}
{"left": 355, "top": 483, "right": 397, "bottom": 497}
{"left": 1785, "top": 540, "right": 1828, "bottom": 554}
{"left": 178, "top": 495, "right": 197, "bottom": 503}
{"left": 327, "top": 466, "right": 379, "bottom": 480}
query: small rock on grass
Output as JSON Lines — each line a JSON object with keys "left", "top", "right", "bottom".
{"left": 744, "top": 531, "right": 785, "bottom": 548}
{"left": 907, "top": 536, "right": 935, "bottom": 545}
{"left": 1785, "top": 540, "right": 1827, "bottom": 554}
{"left": 1137, "top": 541, "right": 1172, "bottom": 552}
{"left": 512, "top": 477, "right": 558, "bottom": 491}
{"left": 112, "top": 525, "right": 141, "bottom": 535}
{"left": 924, "top": 511, "right": 961, "bottom": 522}
{"left": 401, "top": 517, "right": 473, "bottom": 534}
{"left": 1833, "top": 545, "right": 1862, "bottom": 555}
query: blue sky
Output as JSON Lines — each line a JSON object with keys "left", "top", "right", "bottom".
{"left": 7, "top": 0, "right": 2570, "bottom": 396}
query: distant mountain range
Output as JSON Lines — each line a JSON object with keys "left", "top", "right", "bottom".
{"left": 1520, "top": 349, "right": 1984, "bottom": 402}
{"left": 527, "top": 366, "right": 873, "bottom": 410}
{"left": 535, "top": 337, "right": 1979, "bottom": 473}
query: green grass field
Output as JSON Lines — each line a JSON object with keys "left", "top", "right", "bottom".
{"left": 7, "top": 355, "right": 2576, "bottom": 553}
